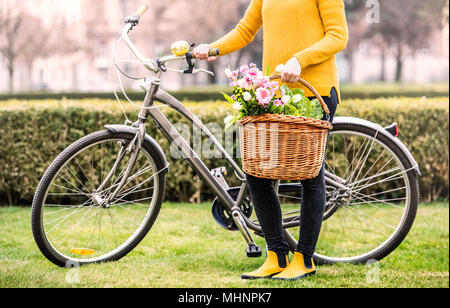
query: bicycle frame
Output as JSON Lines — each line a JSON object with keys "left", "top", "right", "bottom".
{"left": 105, "top": 69, "right": 359, "bottom": 250}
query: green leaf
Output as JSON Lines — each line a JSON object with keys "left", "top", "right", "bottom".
{"left": 266, "top": 65, "right": 271, "bottom": 77}
{"left": 291, "top": 88, "right": 305, "bottom": 96}
{"left": 221, "top": 92, "right": 235, "bottom": 104}
{"left": 284, "top": 104, "right": 299, "bottom": 116}
{"left": 311, "top": 99, "right": 324, "bottom": 120}
{"left": 281, "top": 85, "right": 291, "bottom": 96}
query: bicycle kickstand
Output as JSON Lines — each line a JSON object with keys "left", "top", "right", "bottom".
{"left": 231, "top": 209, "right": 262, "bottom": 258}
{"left": 230, "top": 184, "right": 262, "bottom": 258}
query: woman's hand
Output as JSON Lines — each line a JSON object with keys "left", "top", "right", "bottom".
{"left": 281, "top": 57, "right": 302, "bottom": 83}
{"left": 193, "top": 44, "right": 217, "bottom": 62}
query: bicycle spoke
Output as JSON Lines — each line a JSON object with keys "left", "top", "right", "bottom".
{"left": 55, "top": 173, "right": 90, "bottom": 197}
{"left": 353, "top": 166, "right": 415, "bottom": 193}
{"left": 45, "top": 200, "right": 94, "bottom": 232}
{"left": 73, "top": 157, "right": 95, "bottom": 191}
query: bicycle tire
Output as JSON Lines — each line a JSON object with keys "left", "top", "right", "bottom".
{"left": 31, "top": 130, "right": 167, "bottom": 267}
{"left": 284, "top": 122, "right": 419, "bottom": 264}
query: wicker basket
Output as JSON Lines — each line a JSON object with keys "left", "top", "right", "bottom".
{"left": 238, "top": 76, "right": 333, "bottom": 181}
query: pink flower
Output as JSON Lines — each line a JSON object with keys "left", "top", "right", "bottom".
{"left": 255, "top": 87, "right": 273, "bottom": 107}
{"left": 246, "top": 68, "right": 260, "bottom": 78}
{"left": 274, "top": 99, "right": 284, "bottom": 106}
{"left": 244, "top": 76, "right": 253, "bottom": 85}
{"left": 231, "top": 70, "right": 239, "bottom": 80}
{"left": 238, "top": 78, "right": 252, "bottom": 90}
{"left": 249, "top": 63, "right": 257, "bottom": 68}
{"left": 269, "top": 81, "right": 279, "bottom": 95}
{"left": 239, "top": 65, "right": 249, "bottom": 73}
{"left": 255, "top": 76, "right": 270, "bottom": 89}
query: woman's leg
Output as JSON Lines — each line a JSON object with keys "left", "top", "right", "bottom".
{"left": 246, "top": 174, "right": 291, "bottom": 255}
{"left": 242, "top": 174, "right": 291, "bottom": 279}
{"left": 296, "top": 165, "right": 326, "bottom": 264}
{"left": 296, "top": 88, "right": 339, "bottom": 265}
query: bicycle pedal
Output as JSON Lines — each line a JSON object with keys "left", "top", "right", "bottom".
{"left": 246, "top": 245, "right": 262, "bottom": 258}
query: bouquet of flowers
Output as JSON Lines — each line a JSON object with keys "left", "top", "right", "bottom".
{"left": 222, "top": 64, "right": 324, "bottom": 129}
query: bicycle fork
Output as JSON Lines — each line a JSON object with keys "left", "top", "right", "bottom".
{"left": 93, "top": 123, "right": 146, "bottom": 207}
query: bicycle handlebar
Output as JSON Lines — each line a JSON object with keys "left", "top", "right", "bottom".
{"left": 135, "top": 4, "right": 149, "bottom": 18}
{"left": 120, "top": 5, "right": 220, "bottom": 75}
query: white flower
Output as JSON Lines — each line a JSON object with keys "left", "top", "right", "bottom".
{"left": 282, "top": 95, "right": 291, "bottom": 104}
{"left": 224, "top": 115, "right": 234, "bottom": 125}
{"left": 233, "top": 102, "right": 243, "bottom": 111}
{"left": 243, "top": 92, "right": 252, "bottom": 102}
{"left": 238, "top": 78, "right": 252, "bottom": 90}
{"left": 276, "top": 64, "right": 286, "bottom": 73}
{"left": 293, "top": 94, "right": 302, "bottom": 103}
{"left": 225, "top": 67, "right": 233, "bottom": 79}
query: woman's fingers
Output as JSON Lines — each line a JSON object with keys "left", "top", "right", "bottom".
{"left": 193, "top": 44, "right": 216, "bottom": 61}
{"left": 281, "top": 57, "right": 302, "bottom": 83}
{"left": 281, "top": 72, "right": 299, "bottom": 83}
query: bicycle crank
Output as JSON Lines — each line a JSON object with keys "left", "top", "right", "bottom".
{"left": 211, "top": 187, "right": 253, "bottom": 231}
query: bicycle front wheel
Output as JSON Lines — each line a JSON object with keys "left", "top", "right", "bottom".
{"left": 280, "top": 122, "right": 419, "bottom": 264}
{"left": 32, "top": 130, "right": 167, "bottom": 267}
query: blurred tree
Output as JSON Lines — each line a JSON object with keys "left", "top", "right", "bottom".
{"left": 343, "top": 0, "right": 368, "bottom": 83}
{"left": 372, "top": 0, "right": 448, "bottom": 82}
{"left": 0, "top": 8, "right": 46, "bottom": 92}
{"left": 0, "top": 5, "right": 80, "bottom": 92}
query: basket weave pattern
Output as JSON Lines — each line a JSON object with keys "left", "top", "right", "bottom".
{"left": 239, "top": 113, "right": 332, "bottom": 181}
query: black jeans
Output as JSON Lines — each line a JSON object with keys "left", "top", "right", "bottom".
{"left": 246, "top": 88, "right": 338, "bottom": 259}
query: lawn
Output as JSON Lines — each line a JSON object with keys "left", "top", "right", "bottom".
{"left": 0, "top": 202, "right": 448, "bottom": 288}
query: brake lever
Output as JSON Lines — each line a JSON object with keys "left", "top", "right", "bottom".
{"left": 184, "top": 52, "right": 195, "bottom": 74}
{"left": 193, "top": 68, "right": 215, "bottom": 76}
{"left": 182, "top": 51, "right": 214, "bottom": 76}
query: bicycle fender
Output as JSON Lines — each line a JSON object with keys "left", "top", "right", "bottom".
{"left": 105, "top": 124, "right": 170, "bottom": 173}
{"left": 333, "top": 117, "right": 421, "bottom": 176}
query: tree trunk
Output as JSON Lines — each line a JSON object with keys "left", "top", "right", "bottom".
{"left": 27, "top": 62, "right": 33, "bottom": 91}
{"left": 207, "top": 61, "right": 216, "bottom": 84}
{"left": 233, "top": 49, "right": 246, "bottom": 69}
{"left": 345, "top": 50, "right": 355, "bottom": 83}
{"left": 8, "top": 65, "right": 14, "bottom": 93}
{"left": 395, "top": 44, "right": 404, "bottom": 83}
{"left": 379, "top": 47, "right": 387, "bottom": 82}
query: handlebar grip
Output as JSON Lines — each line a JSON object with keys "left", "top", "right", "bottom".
{"left": 208, "top": 48, "right": 220, "bottom": 57}
{"left": 135, "top": 4, "right": 149, "bottom": 18}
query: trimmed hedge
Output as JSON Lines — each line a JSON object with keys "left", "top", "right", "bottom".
{"left": 0, "top": 83, "right": 448, "bottom": 102}
{"left": 0, "top": 97, "right": 448, "bottom": 206}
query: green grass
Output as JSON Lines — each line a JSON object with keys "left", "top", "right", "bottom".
{"left": 0, "top": 202, "right": 448, "bottom": 288}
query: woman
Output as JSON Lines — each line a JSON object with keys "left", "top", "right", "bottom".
{"left": 194, "top": 0, "right": 348, "bottom": 281}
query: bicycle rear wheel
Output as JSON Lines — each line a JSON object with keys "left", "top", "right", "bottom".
{"left": 32, "top": 130, "right": 167, "bottom": 267}
{"left": 278, "top": 122, "right": 419, "bottom": 264}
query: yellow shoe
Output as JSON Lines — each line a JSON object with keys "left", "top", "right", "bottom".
{"left": 241, "top": 250, "right": 289, "bottom": 280}
{"left": 272, "top": 252, "right": 316, "bottom": 281}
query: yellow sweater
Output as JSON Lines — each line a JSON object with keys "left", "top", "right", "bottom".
{"left": 211, "top": 0, "right": 349, "bottom": 101}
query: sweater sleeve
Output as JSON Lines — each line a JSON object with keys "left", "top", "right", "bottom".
{"left": 295, "top": 0, "right": 349, "bottom": 68}
{"left": 210, "top": 0, "right": 263, "bottom": 56}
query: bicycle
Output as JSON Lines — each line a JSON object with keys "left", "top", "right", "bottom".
{"left": 31, "top": 5, "right": 420, "bottom": 267}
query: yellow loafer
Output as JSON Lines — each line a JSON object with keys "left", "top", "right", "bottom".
{"left": 241, "top": 250, "right": 289, "bottom": 280}
{"left": 272, "top": 252, "right": 316, "bottom": 281}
